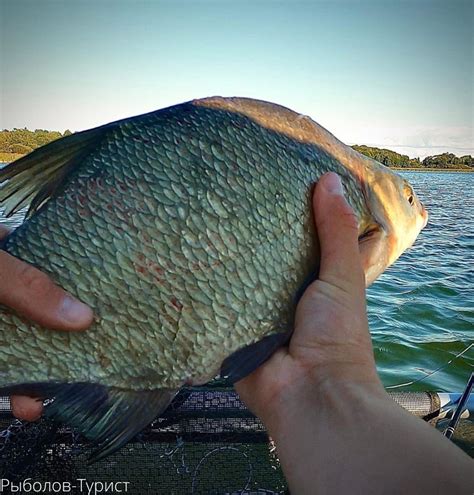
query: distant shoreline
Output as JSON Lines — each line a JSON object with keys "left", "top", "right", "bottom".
{"left": 0, "top": 153, "right": 23, "bottom": 163}
{"left": 2, "top": 129, "right": 472, "bottom": 172}
{"left": 391, "top": 167, "right": 473, "bottom": 173}
{"left": 0, "top": 153, "right": 472, "bottom": 173}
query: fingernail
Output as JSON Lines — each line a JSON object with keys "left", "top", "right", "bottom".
{"left": 324, "top": 173, "right": 344, "bottom": 195}
{"left": 60, "top": 295, "right": 92, "bottom": 323}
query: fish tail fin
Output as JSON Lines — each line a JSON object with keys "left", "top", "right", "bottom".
{"left": 0, "top": 124, "right": 115, "bottom": 219}
{"left": 1, "top": 382, "right": 177, "bottom": 462}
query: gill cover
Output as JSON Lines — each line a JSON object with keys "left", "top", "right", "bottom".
{"left": 358, "top": 164, "right": 427, "bottom": 285}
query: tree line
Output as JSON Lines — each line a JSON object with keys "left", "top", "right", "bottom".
{"left": 0, "top": 128, "right": 472, "bottom": 170}
{"left": 0, "top": 128, "right": 71, "bottom": 157}
{"left": 352, "top": 145, "right": 472, "bottom": 170}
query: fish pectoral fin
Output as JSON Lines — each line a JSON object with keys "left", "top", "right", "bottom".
{"left": 37, "top": 383, "right": 177, "bottom": 463}
{"left": 358, "top": 226, "right": 390, "bottom": 286}
{"left": 221, "top": 330, "right": 291, "bottom": 384}
{"left": 0, "top": 122, "right": 116, "bottom": 218}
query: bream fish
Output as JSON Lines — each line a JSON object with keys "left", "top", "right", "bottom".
{"left": 0, "top": 97, "right": 428, "bottom": 460}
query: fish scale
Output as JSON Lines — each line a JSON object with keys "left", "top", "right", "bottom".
{"left": 0, "top": 97, "right": 427, "bottom": 460}
{"left": 2, "top": 105, "right": 311, "bottom": 385}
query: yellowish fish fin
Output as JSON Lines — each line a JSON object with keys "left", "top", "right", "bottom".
{"left": 0, "top": 123, "right": 116, "bottom": 218}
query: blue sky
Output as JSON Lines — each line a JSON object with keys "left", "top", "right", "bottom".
{"left": 1, "top": 0, "right": 472, "bottom": 158}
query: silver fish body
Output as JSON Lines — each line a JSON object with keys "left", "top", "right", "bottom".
{"left": 0, "top": 97, "right": 427, "bottom": 459}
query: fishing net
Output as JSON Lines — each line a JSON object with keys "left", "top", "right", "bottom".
{"left": 0, "top": 385, "right": 286, "bottom": 495}
{"left": 0, "top": 386, "right": 472, "bottom": 495}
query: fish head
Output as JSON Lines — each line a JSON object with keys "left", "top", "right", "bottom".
{"left": 358, "top": 164, "right": 428, "bottom": 286}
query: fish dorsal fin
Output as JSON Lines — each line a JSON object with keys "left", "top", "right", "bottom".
{"left": 0, "top": 124, "right": 115, "bottom": 218}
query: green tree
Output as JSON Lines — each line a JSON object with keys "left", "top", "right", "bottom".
{"left": 0, "top": 128, "right": 63, "bottom": 154}
{"left": 9, "top": 143, "right": 33, "bottom": 154}
{"left": 351, "top": 145, "right": 416, "bottom": 168}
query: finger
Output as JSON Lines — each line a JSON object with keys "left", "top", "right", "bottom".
{"left": 10, "top": 395, "right": 43, "bottom": 421}
{"left": 313, "top": 172, "right": 365, "bottom": 292}
{"left": 0, "top": 250, "right": 93, "bottom": 331}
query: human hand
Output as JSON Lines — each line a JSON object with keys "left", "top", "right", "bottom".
{"left": 235, "top": 172, "right": 384, "bottom": 428}
{"left": 0, "top": 224, "right": 93, "bottom": 421}
{"left": 235, "top": 173, "right": 474, "bottom": 494}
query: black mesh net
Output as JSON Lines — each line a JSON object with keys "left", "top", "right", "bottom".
{"left": 0, "top": 385, "right": 286, "bottom": 494}
{"left": 0, "top": 386, "right": 473, "bottom": 494}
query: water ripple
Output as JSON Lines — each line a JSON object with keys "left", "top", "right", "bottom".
{"left": 368, "top": 172, "right": 473, "bottom": 391}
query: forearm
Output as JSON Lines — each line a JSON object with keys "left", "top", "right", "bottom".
{"left": 266, "top": 379, "right": 474, "bottom": 495}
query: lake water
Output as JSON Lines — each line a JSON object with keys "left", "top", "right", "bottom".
{"left": 1, "top": 170, "right": 472, "bottom": 392}
{"left": 368, "top": 171, "right": 473, "bottom": 392}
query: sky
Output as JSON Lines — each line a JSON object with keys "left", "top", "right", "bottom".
{"left": 1, "top": 0, "right": 472, "bottom": 159}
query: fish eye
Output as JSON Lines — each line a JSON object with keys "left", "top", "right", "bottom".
{"left": 403, "top": 182, "right": 416, "bottom": 207}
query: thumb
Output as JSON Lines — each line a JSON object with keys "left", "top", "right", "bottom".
{"left": 314, "top": 172, "right": 365, "bottom": 294}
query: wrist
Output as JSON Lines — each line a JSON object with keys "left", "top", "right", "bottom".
{"left": 261, "top": 364, "right": 387, "bottom": 437}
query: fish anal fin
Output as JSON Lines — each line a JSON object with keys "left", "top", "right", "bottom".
{"left": 11, "top": 382, "right": 179, "bottom": 463}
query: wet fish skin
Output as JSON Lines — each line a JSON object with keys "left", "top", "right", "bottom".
{"left": 0, "top": 97, "right": 427, "bottom": 458}
{"left": 0, "top": 99, "right": 359, "bottom": 388}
